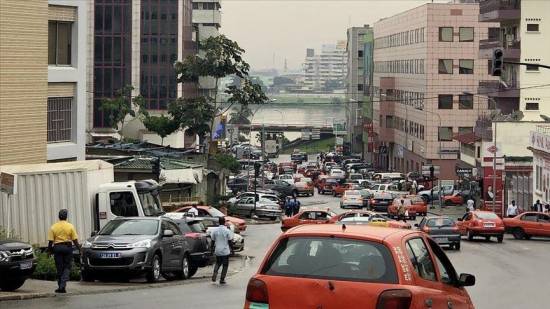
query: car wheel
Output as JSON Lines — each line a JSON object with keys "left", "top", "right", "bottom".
{"left": 177, "top": 255, "right": 191, "bottom": 280}
{"left": 524, "top": 235, "right": 532, "bottom": 240}
{"left": 485, "top": 236, "right": 490, "bottom": 241}
{"left": 188, "top": 263, "right": 198, "bottom": 278}
{"left": 467, "top": 230, "right": 474, "bottom": 241}
{"left": 512, "top": 227, "right": 525, "bottom": 240}
{"left": 146, "top": 254, "right": 162, "bottom": 283}
{"left": 455, "top": 243, "right": 461, "bottom": 250}
{"left": 81, "top": 269, "right": 95, "bottom": 282}
{"left": 497, "top": 234, "right": 504, "bottom": 243}
{"left": 0, "top": 278, "right": 26, "bottom": 291}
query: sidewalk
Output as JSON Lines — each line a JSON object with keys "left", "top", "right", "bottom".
{"left": 0, "top": 254, "right": 249, "bottom": 302}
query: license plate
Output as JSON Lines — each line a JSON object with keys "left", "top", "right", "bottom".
{"left": 19, "top": 261, "right": 33, "bottom": 270}
{"left": 99, "top": 252, "right": 121, "bottom": 258}
{"left": 484, "top": 223, "right": 495, "bottom": 228}
{"left": 434, "top": 237, "right": 446, "bottom": 243}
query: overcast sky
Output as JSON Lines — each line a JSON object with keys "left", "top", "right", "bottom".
{"left": 221, "top": 0, "right": 447, "bottom": 72}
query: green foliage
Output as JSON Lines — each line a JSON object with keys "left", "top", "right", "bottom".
{"left": 99, "top": 85, "right": 137, "bottom": 132}
{"left": 228, "top": 105, "right": 252, "bottom": 125}
{"left": 0, "top": 227, "right": 18, "bottom": 240}
{"left": 214, "top": 153, "right": 240, "bottom": 174}
{"left": 169, "top": 97, "right": 215, "bottom": 140}
{"left": 225, "top": 78, "right": 269, "bottom": 108}
{"left": 135, "top": 98, "right": 180, "bottom": 145}
{"left": 32, "top": 250, "right": 80, "bottom": 281}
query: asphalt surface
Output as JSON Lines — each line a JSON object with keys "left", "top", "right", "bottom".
{"left": 3, "top": 155, "right": 549, "bottom": 308}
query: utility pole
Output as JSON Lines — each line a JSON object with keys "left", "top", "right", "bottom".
{"left": 492, "top": 122, "right": 497, "bottom": 213}
{"left": 261, "top": 124, "right": 266, "bottom": 160}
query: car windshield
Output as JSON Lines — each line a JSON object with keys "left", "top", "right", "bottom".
{"left": 346, "top": 191, "right": 361, "bottom": 196}
{"left": 476, "top": 212, "right": 499, "bottom": 220}
{"left": 262, "top": 237, "right": 398, "bottom": 283}
{"left": 99, "top": 219, "right": 159, "bottom": 236}
{"left": 207, "top": 207, "right": 225, "bottom": 217}
{"left": 426, "top": 218, "right": 455, "bottom": 227}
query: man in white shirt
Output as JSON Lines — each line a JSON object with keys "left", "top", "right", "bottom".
{"left": 466, "top": 199, "right": 475, "bottom": 212}
{"left": 187, "top": 205, "right": 199, "bottom": 217}
{"left": 507, "top": 200, "right": 518, "bottom": 218}
{"left": 211, "top": 217, "right": 234, "bottom": 284}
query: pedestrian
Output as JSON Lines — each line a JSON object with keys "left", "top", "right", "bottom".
{"left": 411, "top": 179, "right": 418, "bottom": 195}
{"left": 532, "top": 200, "right": 543, "bottom": 212}
{"left": 545, "top": 204, "right": 550, "bottom": 214}
{"left": 398, "top": 199, "right": 407, "bottom": 223}
{"left": 188, "top": 204, "right": 199, "bottom": 217}
{"left": 466, "top": 198, "right": 475, "bottom": 212}
{"left": 284, "top": 197, "right": 294, "bottom": 217}
{"left": 211, "top": 217, "right": 234, "bottom": 285}
{"left": 506, "top": 200, "right": 518, "bottom": 218}
{"left": 292, "top": 197, "right": 301, "bottom": 216}
{"left": 47, "top": 209, "right": 80, "bottom": 294}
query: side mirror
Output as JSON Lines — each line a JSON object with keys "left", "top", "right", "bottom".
{"left": 163, "top": 229, "right": 174, "bottom": 237}
{"left": 91, "top": 231, "right": 98, "bottom": 237}
{"left": 457, "top": 218, "right": 463, "bottom": 221}
{"left": 457, "top": 273, "right": 476, "bottom": 287}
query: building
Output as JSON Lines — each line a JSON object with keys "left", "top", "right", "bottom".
{"left": 1, "top": 0, "right": 91, "bottom": 165}
{"left": 345, "top": 26, "right": 374, "bottom": 156}
{"left": 529, "top": 126, "right": 550, "bottom": 205}
{"left": 303, "top": 41, "right": 347, "bottom": 93}
{"left": 192, "top": 0, "right": 221, "bottom": 98}
{"left": 91, "top": 0, "right": 197, "bottom": 147}
{"left": 372, "top": 2, "right": 498, "bottom": 180}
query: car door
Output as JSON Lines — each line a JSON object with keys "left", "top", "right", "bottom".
{"left": 298, "top": 211, "right": 318, "bottom": 225}
{"left": 160, "top": 220, "right": 178, "bottom": 269}
{"left": 537, "top": 214, "right": 550, "bottom": 236}
{"left": 457, "top": 213, "right": 471, "bottom": 235}
{"left": 166, "top": 221, "right": 186, "bottom": 268}
{"left": 520, "top": 213, "right": 539, "bottom": 235}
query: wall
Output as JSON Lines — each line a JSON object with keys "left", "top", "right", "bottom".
{"left": 0, "top": 0, "right": 48, "bottom": 165}
{"left": 493, "top": 121, "right": 544, "bottom": 157}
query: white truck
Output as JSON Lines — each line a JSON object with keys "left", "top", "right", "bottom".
{"left": 0, "top": 160, "right": 164, "bottom": 246}
{"left": 265, "top": 139, "right": 279, "bottom": 158}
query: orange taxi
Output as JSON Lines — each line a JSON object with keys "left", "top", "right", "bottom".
{"left": 503, "top": 212, "right": 550, "bottom": 239}
{"left": 175, "top": 205, "right": 247, "bottom": 232}
{"left": 388, "top": 196, "right": 428, "bottom": 219}
{"left": 456, "top": 210, "right": 504, "bottom": 242}
{"left": 280, "top": 208, "right": 336, "bottom": 231}
{"left": 328, "top": 210, "right": 411, "bottom": 229}
{"left": 245, "top": 224, "right": 476, "bottom": 309}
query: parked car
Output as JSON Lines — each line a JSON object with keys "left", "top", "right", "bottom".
{"left": 328, "top": 210, "right": 411, "bottom": 229}
{"left": 368, "top": 192, "right": 395, "bottom": 212}
{"left": 442, "top": 191, "right": 465, "bottom": 206}
{"left": 172, "top": 218, "right": 213, "bottom": 275}
{"left": 230, "top": 196, "right": 282, "bottom": 220}
{"left": 228, "top": 192, "right": 281, "bottom": 206}
{"left": 0, "top": 240, "right": 36, "bottom": 291}
{"left": 418, "top": 184, "right": 454, "bottom": 202}
{"left": 174, "top": 205, "right": 247, "bottom": 232}
{"left": 280, "top": 208, "right": 336, "bottom": 231}
{"left": 246, "top": 224, "right": 476, "bottom": 308}
{"left": 81, "top": 217, "right": 193, "bottom": 282}
{"left": 503, "top": 212, "right": 550, "bottom": 239}
{"left": 340, "top": 190, "right": 365, "bottom": 209}
{"left": 194, "top": 219, "right": 245, "bottom": 255}
{"left": 294, "top": 178, "right": 314, "bottom": 196}
{"left": 416, "top": 216, "right": 461, "bottom": 250}
{"left": 457, "top": 210, "right": 505, "bottom": 242}
{"left": 263, "top": 179, "right": 299, "bottom": 198}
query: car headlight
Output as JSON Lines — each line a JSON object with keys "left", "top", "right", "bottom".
{"left": 129, "top": 239, "right": 152, "bottom": 248}
{"left": 0, "top": 251, "right": 9, "bottom": 262}
{"left": 82, "top": 241, "right": 93, "bottom": 248}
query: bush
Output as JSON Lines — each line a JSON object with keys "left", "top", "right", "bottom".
{"left": 32, "top": 250, "right": 80, "bottom": 281}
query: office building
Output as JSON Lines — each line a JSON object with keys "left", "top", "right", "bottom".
{"left": 303, "top": 41, "right": 347, "bottom": 92}
{"left": 373, "top": 2, "right": 498, "bottom": 180}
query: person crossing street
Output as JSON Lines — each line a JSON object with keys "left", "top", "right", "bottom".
{"left": 211, "top": 217, "right": 234, "bottom": 285}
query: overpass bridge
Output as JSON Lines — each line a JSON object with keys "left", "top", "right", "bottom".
{"left": 243, "top": 123, "right": 335, "bottom": 133}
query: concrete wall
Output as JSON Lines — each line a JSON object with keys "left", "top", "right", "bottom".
{"left": 493, "top": 121, "right": 544, "bottom": 157}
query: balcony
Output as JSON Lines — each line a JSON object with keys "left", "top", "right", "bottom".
{"left": 479, "top": 80, "right": 519, "bottom": 98}
{"left": 192, "top": 10, "right": 221, "bottom": 25}
{"left": 479, "top": 0, "right": 520, "bottom": 22}
{"left": 479, "top": 39, "right": 520, "bottom": 59}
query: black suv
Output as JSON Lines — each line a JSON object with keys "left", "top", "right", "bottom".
{"left": 0, "top": 240, "right": 36, "bottom": 291}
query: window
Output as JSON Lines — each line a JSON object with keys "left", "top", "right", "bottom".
{"left": 459, "top": 94, "right": 474, "bottom": 109}
{"left": 358, "top": 50, "right": 364, "bottom": 58}
{"left": 438, "top": 59, "right": 453, "bottom": 74}
{"left": 427, "top": 239, "right": 457, "bottom": 285}
{"left": 109, "top": 192, "right": 139, "bottom": 217}
{"left": 459, "top": 127, "right": 473, "bottom": 135}
{"left": 48, "top": 21, "right": 72, "bottom": 65}
{"left": 527, "top": 24, "right": 540, "bottom": 32}
{"left": 526, "top": 64, "right": 540, "bottom": 72}
{"left": 459, "top": 27, "right": 474, "bottom": 42}
{"left": 439, "top": 27, "right": 453, "bottom": 42}
{"left": 358, "top": 84, "right": 364, "bottom": 91}
{"left": 47, "top": 97, "right": 73, "bottom": 143}
{"left": 459, "top": 59, "right": 474, "bottom": 74}
{"left": 405, "top": 238, "right": 436, "bottom": 281}
{"left": 438, "top": 95, "right": 453, "bottom": 109}
{"left": 521, "top": 213, "right": 538, "bottom": 222}
{"left": 526, "top": 102, "right": 539, "bottom": 110}
{"left": 438, "top": 127, "right": 453, "bottom": 141}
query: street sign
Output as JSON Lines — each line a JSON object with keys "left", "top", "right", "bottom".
{"left": 422, "top": 165, "right": 440, "bottom": 177}
{"left": 336, "top": 137, "right": 344, "bottom": 146}
{"left": 0, "top": 172, "right": 16, "bottom": 195}
{"left": 456, "top": 167, "right": 473, "bottom": 177}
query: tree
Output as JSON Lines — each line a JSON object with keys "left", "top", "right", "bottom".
{"left": 168, "top": 97, "right": 215, "bottom": 142}
{"left": 213, "top": 153, "right": 240, "bottom": 174}
{"left": 99, "top": 85, "right": 137, "bottom": 137}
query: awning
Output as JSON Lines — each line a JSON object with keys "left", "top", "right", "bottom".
{"left": 161, "top": 169, "right": 198, "bottom": 184}
{"left": 453, "top": 132, "right": 481, "bottom": 145}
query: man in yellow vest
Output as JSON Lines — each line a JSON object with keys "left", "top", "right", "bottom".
{"left": 47, "top": 209, "right": 80, "bottom": 293}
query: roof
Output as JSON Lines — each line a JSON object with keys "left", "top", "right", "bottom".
{"left": 453, "top": 132, "right": 481, "bottom": 145}
{"left": 286, "top": 224, "right": 415, "bottom": 242}
{"left": 114, "top": 157, "right": 202, "bottom": 170}
{"left": 0, "top": 160, "right": 113, "bottom": 174}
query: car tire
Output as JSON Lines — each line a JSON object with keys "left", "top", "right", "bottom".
{"left": 455, "top": 243, "right": 461, "bottom": 250}
{"left": 497, "top": 234, "right": 504, "bottom": 243}
{"left": 0, "top": 278, "right": 26, "bottom": 291}
{"left": 81, "top": 269, "right": 95, "bottom": 282}
{"left": 175, "top": 255, "right": 190, "bottom": 280}
{"left": 485, "top": 236, "right": 490, "bottom": 241}
{"left": 467, "top": 230, "right": 474, "bottom": 241}
{"left": 146, "top": 254, "right": 162, "bottom": 283}
{"left": 188, "top": 263, "right": 198, "bottom": 278}
{"left": 512, "top": 227, "right": 525, "bottom": 240}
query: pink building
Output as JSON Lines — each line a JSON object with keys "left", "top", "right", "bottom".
{"left": 373, "top": 3, "right": 499, "bottom": 180}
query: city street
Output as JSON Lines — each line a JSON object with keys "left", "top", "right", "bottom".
{"left": 3, "top": 160, "right": 549, "bottom": 309}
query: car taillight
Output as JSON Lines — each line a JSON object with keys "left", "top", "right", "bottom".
{"left": 376, "top": 289, "right": 412, "bottom": 309}
{"left": 246, "top": 278, "right": 269, "bottom": 304}
{"left": 371, "top": 199, "right": 375, "bottom": 204}
{"left": 185, "top": 232, "right": 201, "bottom": 239}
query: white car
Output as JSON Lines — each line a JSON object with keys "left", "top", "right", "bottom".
{"left": 228, "top": 192, "right": 280, "bottom": 206}
{"left": 277, "top": 174, "right": 295, "bottom": 185}
{"left": 329, "top": 169, "right": 345, "bottom": 178}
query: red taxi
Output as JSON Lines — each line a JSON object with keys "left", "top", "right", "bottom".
{"left": 278, "top": 162, "right": 296, "bottom": 174}
{"left": 503, "top": 212, "right": 550, "bottom": 239}
{"left": 280, "top": 208, "right": 336, "bottom": 231}
{"left": 456, "top": 210, "right": 504, "bottom": 242}
{"left": 316, "top": 177, "right": 339, "bottom": 195}
{"left": 245, "top": 225, "right": 476, "bottom": 309}
{"left": 442, "top": 192, "right": 465, "bottom": 206}
{"left": 328, "top": 210, "right": 411, "bottom": 229}
{"left": 388, "top": 196, "right": 428, "bottom": 219}
{"left": 332, "top": 183, "right": 362, "bottom": 197}
{"left": 175, "top": 205, "right": 247, "bottom": 232}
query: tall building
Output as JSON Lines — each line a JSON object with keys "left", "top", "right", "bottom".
{"left": 1, "top": 0, "right": 91, "bottom": 165}
{"left": 91, "top": 0, "right": 197, "bottom": 147}
{"left": 373, "top": 2, "right": 498, "bottom": 180}
{"left": 192, "top": 0, "right": 221, "bottom": 98}
{"left": 303, "top": 42, "right": 347, "bottom": 92}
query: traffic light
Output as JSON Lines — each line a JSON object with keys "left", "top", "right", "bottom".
{"left": 254, "top": 162, "right": 261, "bottom": 178}
{"left": 152, "top": 157, "right": 161, "bottom": 181}
{"left": 491, "top": 48, "right": 504, "bottom": 76}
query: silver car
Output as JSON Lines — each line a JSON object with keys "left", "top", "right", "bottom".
{"left": 230, "top": 196, "right": 282, "bottom": 219}
{"left": 81, "top": 217, "right": 193, "bottom": 283}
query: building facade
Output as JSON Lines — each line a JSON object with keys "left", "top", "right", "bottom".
{"left": 303, "top": 41, "right": 347, "bottom": 93}
{"left": 529, "top": 126, "right": 550, "bottom": 205}
{"left": 373, "top": 3, "right": 498, "bottom": 180}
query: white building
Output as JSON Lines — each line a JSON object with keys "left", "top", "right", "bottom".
{"left": 529, "top": 126, "right": 550, "bottom": 204}
{"left": 303, "top": 41, "right": 347, "bottom": 92}
{"left": 47, "top": 0, "right": 92, "bottom": 161}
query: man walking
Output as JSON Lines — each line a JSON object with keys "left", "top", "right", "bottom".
{"left": 532, "top": 200, "right": 543, "bottom": 212}
{"left": 211, "top": 217, "right": 234, "bottom": 285}
{"left": 466, "top": 198, "right": 475, "bottom": 212}
{"left": 48, "top": 209, "right": 80, "bottom": 293}
{"left": 398, "top": 199, "right": 407, "bottom": 223}
{"left": 292, "top": 197, "right": 301, "bottom": 216}
{"left": 506, "top": 200, "right": 519, "bottom": 218}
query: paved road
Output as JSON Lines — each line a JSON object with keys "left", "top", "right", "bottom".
{"left": 4, "top": 154, "right": 549, "bottom": 308}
